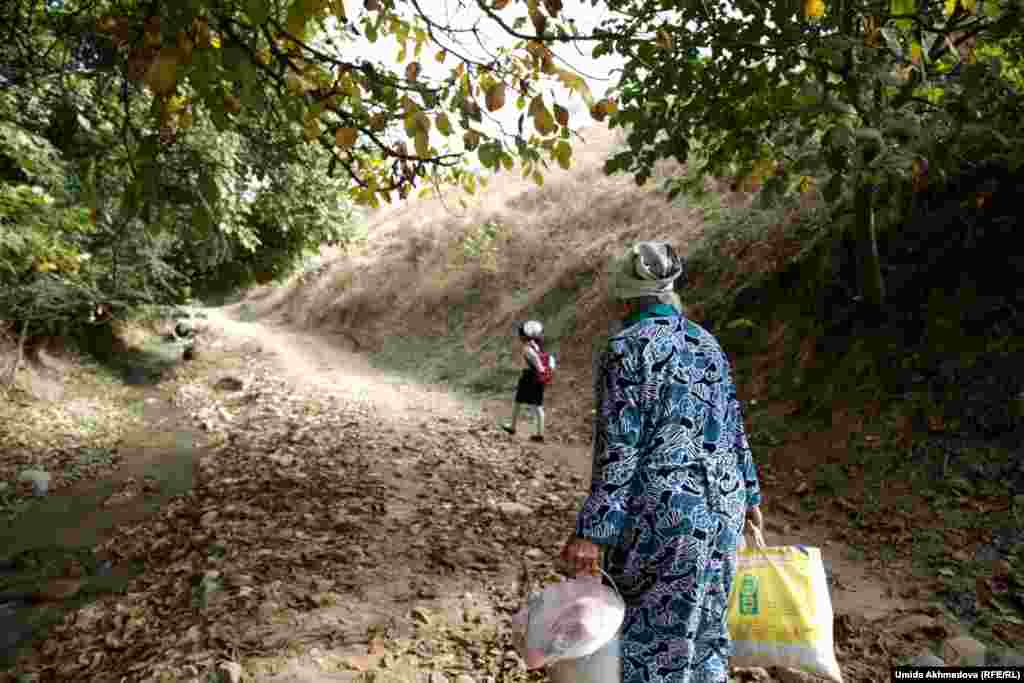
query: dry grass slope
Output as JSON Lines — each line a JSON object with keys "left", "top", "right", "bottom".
{"left": 240, "top": 124, "right": 732, "bottom": 436}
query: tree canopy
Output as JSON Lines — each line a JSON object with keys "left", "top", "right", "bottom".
{"left": 596, "top": 0, "right": 1022, "bottom": 307}
{"left": 1, "top": 0, "right": 1021, "bottom": 331}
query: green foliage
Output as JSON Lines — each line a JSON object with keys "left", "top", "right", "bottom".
{"left": 1, "top": 0, "right": 601, "bottom": 211}
{"left": 461, "top": 219, "right": 504, "bottom": 269}
{"left": 598, "top": 0, "right": 1024, "bottom": 305}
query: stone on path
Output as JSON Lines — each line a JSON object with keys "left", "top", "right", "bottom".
{"left": 907, "top": 652, "right": 946, "bottom": 667}
{"left": 214, "top": 376, "right": 244, "bottom": 392}
{"left": 941, "top": 635, "right": 987, "bottom": 667}
{"left": 988, "top": 648, "right": 1024, "bottom": 666}
{"left": 495, "top": 502, "right": 533, "bottom": 516}
{"left": 17, "top": 469, "right": 50, "bottom": 496}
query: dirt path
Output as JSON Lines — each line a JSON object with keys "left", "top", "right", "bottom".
{"left": 199, "top": 309, "right": 920, "bottom": 666}
{"left": 9, "top": 306, "right": 936, "bottom": 682}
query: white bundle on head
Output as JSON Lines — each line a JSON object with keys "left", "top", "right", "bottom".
{"left": 609, "top": 241, "right": 684, "bottom": 310}
{"left": 522, "top": 320, "right": 543, "bottom": 339}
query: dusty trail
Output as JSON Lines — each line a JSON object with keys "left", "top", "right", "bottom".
{"left": 13, "top": 304, "right": 920, "bottom": 683}
{"left": 205, "top": 306, "right": 917, "bottom": 629}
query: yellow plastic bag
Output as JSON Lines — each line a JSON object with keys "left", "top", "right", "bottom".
{"left": 727, "top": 523, "right": 843, "bottom": 683}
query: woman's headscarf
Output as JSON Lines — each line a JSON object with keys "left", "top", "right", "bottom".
{"left": 519, "top": 320, "right": 543, "bottom": 339}
{"left": 609, "top": 241, "right": 685, "bottom": 311}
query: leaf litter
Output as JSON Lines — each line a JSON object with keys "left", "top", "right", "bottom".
{"left": 4, "top": 311, "right": 990, "bottom": 682}
{"left": 10, "top": 319, "right": 584, "bottom": 682}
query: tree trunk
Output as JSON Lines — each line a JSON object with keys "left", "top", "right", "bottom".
{"left": 854, "top": 180, "right": 886, "bottom": 312}
{"left": 3, "top": 319, "right": 29, "bottom": 395}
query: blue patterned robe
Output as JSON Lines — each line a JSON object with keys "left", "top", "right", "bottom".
{"left": 576, "top": 308, "right": 762, "bottom": 683}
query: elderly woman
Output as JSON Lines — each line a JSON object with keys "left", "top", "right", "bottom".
{"left": 561, "top": 241, "right": 764, "bottom": 683}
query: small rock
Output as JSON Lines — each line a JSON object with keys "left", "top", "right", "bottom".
{"left": 771, "top": 668, "right": 816, "bottom": 683}
{"left": 891, "top": 613, "right": 941, "bottom": 638}
{"left": 495, "top": 502, "right": 533, "bottom": 516}
{"left": 987, "top": 648, "right": 1024, "bottom": 666}
{"left": 525, "top": 548, "right": 545, "bottom": 560}
{"left": 268, "top": 454, "right": 295, "bottom": 467}
{"left": 200, "top": 510, "right": 219, "bottom": 527}
{"left": 942, "top": 635, "right": 987, "bottom": 666}
{"left": 907, "top": 652, "right": 946, "bottom": 667}
{"left": 17, "top": 469, "right": 50, "bottom": 496}
{"left": 218, "top": 661, "right": 244, "bottom": 683}
{"left": 214, "top": 376, "right": 244, "bottom": 392}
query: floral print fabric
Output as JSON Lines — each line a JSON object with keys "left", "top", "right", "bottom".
{"left": 576, "top": 313, "right": 761, "bottom": 683}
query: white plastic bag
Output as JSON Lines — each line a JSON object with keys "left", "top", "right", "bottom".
{"left": 512, "top": 574, "right": 625, "bottom": 670}
{"left": 728, "top": 523, "right": 843, "bottom": 683}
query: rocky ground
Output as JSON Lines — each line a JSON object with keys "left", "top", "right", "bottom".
{"left": 2, "top": 307, "right": 1022, "bottom": 682}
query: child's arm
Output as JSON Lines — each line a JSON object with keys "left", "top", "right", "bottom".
{"left": 524, "top": 343, "right": 544, "bottom": 373}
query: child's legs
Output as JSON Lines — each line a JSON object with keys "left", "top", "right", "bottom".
{"left": 510, "top": 402, "right": 521, "bottom": 429}
{"left": 528, "top": 405, "right": 545, "bottom": 435}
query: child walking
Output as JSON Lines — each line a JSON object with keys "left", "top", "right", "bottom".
{"left": 502, "top": 320, "right": 549, "bottom": 443}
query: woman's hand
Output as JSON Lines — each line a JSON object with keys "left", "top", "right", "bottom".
{"left": 560, "top": 535, "right": 601, "bottom": 576}
{"left": 747, "top": 504, "right": 763, "bottom": 533}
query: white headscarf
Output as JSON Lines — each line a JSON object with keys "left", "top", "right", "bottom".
{"left": 609, "top": 241, "right": 685, "bottom": 311}
{"left": 520, "top": 320, "right": 543, "bottom": 339}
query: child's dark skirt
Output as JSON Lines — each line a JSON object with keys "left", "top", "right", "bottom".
{"left": 514, "top": 369, "right": 545, "bottom": 406}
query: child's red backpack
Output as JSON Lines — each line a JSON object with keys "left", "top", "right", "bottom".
{"left": 530, "top": 341, "right": 557, "bottom": 385}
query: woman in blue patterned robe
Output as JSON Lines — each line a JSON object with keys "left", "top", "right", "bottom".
{"left": 562, "top": 242, "right": 763, "bottom": 683}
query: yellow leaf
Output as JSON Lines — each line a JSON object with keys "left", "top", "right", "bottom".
{"left": 534, "top": 106, "right": 556, "bottom": 135}
{"left": 589, "top": 100, "right": 612, "bottom": 122}
{"left": 403, "top": 112, "right": 419, "bottom": 137}
{"left": 532, "top": 170, "right": 544, "bottom": 186}
{"left": 332, "top": 0, "right": 347, "bottom": 19}
{"left": 144, "top": 50, "right": 180, "bottom": 95}
{"left": 415, "top": 112, "right": 431, "bottom": 134}
{"left": 962, "top": 0, "right": 976, "bottom": 12}
{"left": 436, "top": 113, "right": 452, "bottom": 136}
{"left": 435, "top": 50, "right": 446, "bottom": 63}
{"left": 804, "top": 0, "right": 826, "bottom": 17}
{"left": 554, "top": 140, "right": 572, "bottom": 169}
{"left": 543, "top": 0, "right": 563, "bottom": 16}
{"left": 414, "top": 130, "right": 430, "bottom": 158}
{"left": 501, "top": 155, "right": 514, "bottom": 171}
{"left": 418, "top": 186, "right": 435, "bottom": 199}
{"left": 303, "top": 119, "right": 322, "bottom": 141}
{"left": 910, "top": 41, "right": 923, "bottom": 63}
{"left": 369, "top": 112, "right": 388, "bottom": 131}
{"left": 178, "top": 110, "right": 193, "bottom": 129}
{"left": 336, "top": 127, "right": 358, "bottom": 148}
{"left": 463, "top": 130, "right": 480, "bottom": 151}
{"left": 530, "top": 9, "right": 547, "bottom": 34}
{"left": 485, "top": 82, "right": 506, "bottom": 112}
{"left": 554, "top": 103, "right": 569, "bottom": 127}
